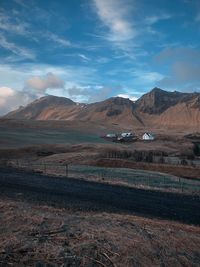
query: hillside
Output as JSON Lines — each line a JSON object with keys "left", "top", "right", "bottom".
{"left": 5, "top": 95, "right": 143, "bottom": 127}
{"left": 134, "top": 88, "right": 191, "bottom": 114}
{"left": 6, "top": 95, "right": 77, "bottom": 120}
{"left": 4, "top": 88, "right": 200, "bottom": 129}
{"left": 134, "top": 88, "right": 200, "bottom": 128}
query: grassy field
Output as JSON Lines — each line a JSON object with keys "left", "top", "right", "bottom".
{"left": 9, "top": 159, "right": 200, "bottom": 194}
{"left": 69, "top": 165, "right": 200, "bottom": 193}
{"left": 0, "top": 127, "right": 108, "bottom": 148}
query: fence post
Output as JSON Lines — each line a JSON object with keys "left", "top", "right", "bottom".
{"left": 44, "top": 162, "right": 46, "bottom": 174}
{"left": 65, "top": 164, "right": 68, "bottom": 178}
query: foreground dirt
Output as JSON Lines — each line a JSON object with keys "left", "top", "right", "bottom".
{"left": 0, "top": 168, "right": 199, "bottom": 226}
{"left": 0, "top": 197, "right": 200, "bottom": 267}
{"left": 0, "top": 168, "right": 200, "bottom": 266}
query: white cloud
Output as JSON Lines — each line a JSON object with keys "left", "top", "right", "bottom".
{"left": 78, "top": 54, "right": 90, "bottom": 61}
{"left": 13, "top": 0, "right": 28, "bottom": 8}
{"left": 0, "top": 87, "right": 35, "bottom": 115}
{"left": 25, "top": 72, "right": 65, "bottom": 92}
{"left": 44, "top": 32, "right": 71, "bottom": 47}
{"left": 117, "top": 94, "right": 138, "bottom": 101}
{"left": 0, "top": 62, "right": 100, "bottom": 104}
{"left": 195, "top": 13, "right": 200, "bottom": 22}
{"left": 0, "top": 87, "right": 15, "bottom": 97}
{"left": 141, "top": 72, "right": 164, "bottom": 83}
{"left": 131, "top": 70, "right": 164, "bottom": 84}
{"left": 92, "top": 0, "right": 168, "bottom": 59}
{"left": 88, "top": 86, "right": 114, "bottom": 102}
{"left": 63, "top": 53, "right": 92, "bottom": 62}
{"left": 92, "top": 0, "right": 136, "bottom": 43}
{"left": 0, "top": 10, "right": 29, "bottom": 35}
{"left": 0, "top": 63, "right": 98, "bottom": 91}
{"left": 0, "top": 9, "right": 72, "bottom": 58}
{"left": 144, "top": 14, "right": 171, "bottom": 25}
{"left": 48, "top": 85, "right": 113, "bottom": 103}
{"left": 0, "top": 35, "right": 35, "bottom": 60}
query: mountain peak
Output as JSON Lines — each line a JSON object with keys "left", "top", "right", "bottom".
{"left": 149, "top": 87, "right": 181, "bottom": 96}
{"left": 33, "top": 95, "right": 76, "bottom": 106}
{"left": 135, "top": 88, "right": 189, "bottom": 114}
{"left": 150, "top": 87, "right": 164, "bottom": 93}
{"left": 107, "top": 96, "right": 134, "bottom": 105}
{"left": 5, "top": 95, "right": 76, "bottom": 120}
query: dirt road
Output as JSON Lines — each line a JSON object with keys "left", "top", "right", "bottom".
{"left": 0, "top": 168, "right": 199, "bottom": 225}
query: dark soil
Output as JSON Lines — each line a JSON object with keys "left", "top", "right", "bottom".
{"left": 0, "top": 168, "right": 199, "bottom": 225}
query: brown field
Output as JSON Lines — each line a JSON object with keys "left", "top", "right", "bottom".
{"left": 93, "top": 159, "right": 200, "bottom": 180}
{"left": 0, "top": 197, "right": 200, "bottom": 267}
{"left": 0, "top": 141, "right": 199, "bottom": 180}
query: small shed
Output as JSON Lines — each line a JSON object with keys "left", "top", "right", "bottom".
{"left": 142, "top": 132, "right": 155, "bottom": 141}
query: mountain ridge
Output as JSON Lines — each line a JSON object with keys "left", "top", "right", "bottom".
{"left": 4, "top": 88, "right": 200, "bottom": 129}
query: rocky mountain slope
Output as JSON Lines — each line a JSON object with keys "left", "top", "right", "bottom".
{"left": 4, "top": 88, "right": 200, "bottom": 129}
{"left": 134, "top": 88, "right": 191, "bottom": 114}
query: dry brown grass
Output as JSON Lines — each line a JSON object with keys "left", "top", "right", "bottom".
{"left": 93, "top": 159, "right": 200, "bottom": 180}
{"left": 0, "top": 197, "right": 200, "bottom": 267}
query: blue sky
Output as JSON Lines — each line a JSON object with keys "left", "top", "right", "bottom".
{"left": 0, "top": 0, "right": 200, "bottom": 114}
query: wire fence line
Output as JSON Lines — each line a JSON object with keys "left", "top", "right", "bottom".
{"left": 0, "top": 158, "right": 200, "bottom": 195}
{"left": 105, "top": 150, "right": 200, "bottom": 167}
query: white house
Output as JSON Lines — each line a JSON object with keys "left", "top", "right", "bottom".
{"left": 106, "top": 133, "right": 117, "bottom": 138}
{"left": 142, "top": 132, "right": 155, "bottom": 141}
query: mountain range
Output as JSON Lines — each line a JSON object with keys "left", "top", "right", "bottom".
{"left": 4, "top": 88, "right": 200, "bottom": 129}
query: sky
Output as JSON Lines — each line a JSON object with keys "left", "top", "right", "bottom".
{"left": 0, "top": 0, "right": 200, "bottom": 114}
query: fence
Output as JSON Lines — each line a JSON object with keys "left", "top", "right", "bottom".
{"left": 1, "top": 159, "right": 200, "bottom": 195}
{"left": 104, "top": 150, "right": 200, "bottom": 167}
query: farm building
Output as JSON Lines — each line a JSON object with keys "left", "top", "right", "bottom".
{"left": 142, "top": 132, "right": 155, "bottom": 141}
{"left": 117, "top": 132, "right": 137, "bottom": 142}
{"left": 121, "top": 132, "right": 134, "bottom": 138}
{"left": 106, "top": 133, "right": 117, "bottom": 138}
{"left": 103, "top": 132, "right": 137, "bottom": 142}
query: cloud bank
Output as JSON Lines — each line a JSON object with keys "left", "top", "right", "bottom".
{"left": 155, "top": 48, "right": 200, "bottom": 91}
{"left": 25, "top": 72, "right": 65, "bottom": 92}
{"left": 0, "top": 87, "right": 35, "bottom": 115}
{"left": 93, "top": 0, "right": 136, "bottom": 43}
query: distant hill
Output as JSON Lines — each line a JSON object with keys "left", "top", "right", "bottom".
{"left": 6, "top": 95, "right": 77, "bottom": 120}
{"left": 4, "top": 88, "right": 200, "bottom": 129}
